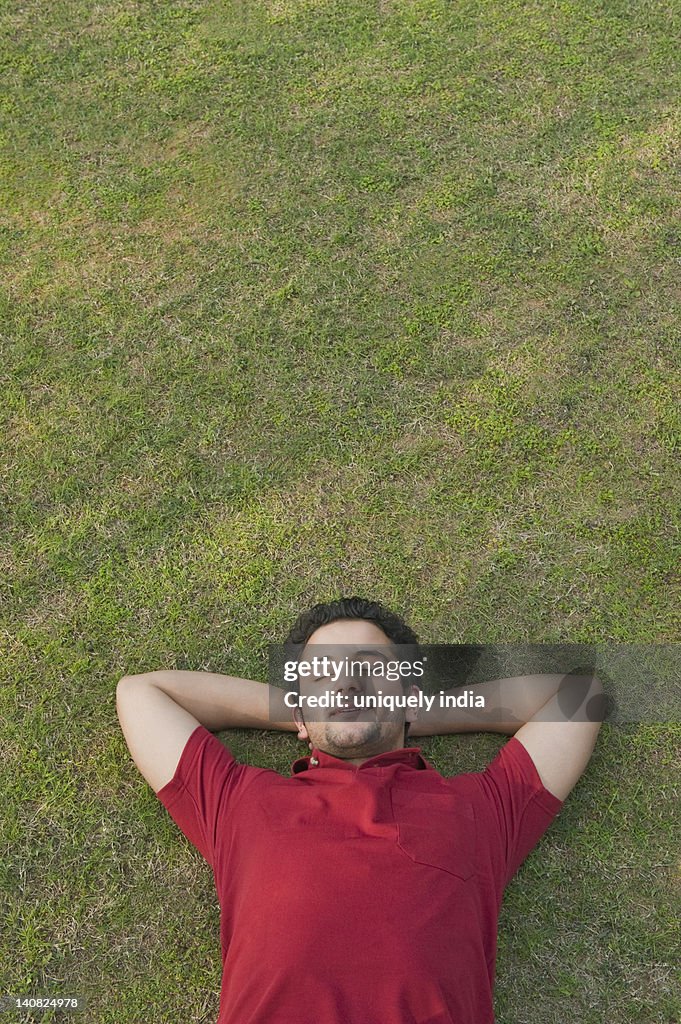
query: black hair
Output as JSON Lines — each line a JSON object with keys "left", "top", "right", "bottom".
{"left": 284, "top": 595, "right": 420, "bottom": 648}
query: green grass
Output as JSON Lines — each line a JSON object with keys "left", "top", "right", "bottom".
{"left": 1, "top": 0, "right": 680, "bottom": 1020}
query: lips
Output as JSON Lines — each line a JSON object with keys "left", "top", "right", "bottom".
{"left": 330, "top": 702, "right": 377, "bottom": 719}
{"left": 331, "top": 706, "right": 362, "bottom": 718}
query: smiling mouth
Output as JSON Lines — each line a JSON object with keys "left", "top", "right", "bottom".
{"left": 331, "top": 707, "right": 363, "bottom": 719}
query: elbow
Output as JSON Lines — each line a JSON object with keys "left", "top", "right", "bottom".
{"left": 587, "top": 674, "right": 607, "bottom": 724}
{"left": 116, "top": 674, "right": 145, "bottom": 704}
{"left": 558, "top": 672, "right": 606, "bottom": 723}
{"left": 117, "top": 673, "right": 152, "bottom": 689}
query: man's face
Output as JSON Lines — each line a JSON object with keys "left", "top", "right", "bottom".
{"left": 292, "top": 619, "right": 420, "bottom": 763}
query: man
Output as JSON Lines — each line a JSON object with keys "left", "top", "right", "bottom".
{"left": 116, "top": 596, "right": 604, "bottom": 1024}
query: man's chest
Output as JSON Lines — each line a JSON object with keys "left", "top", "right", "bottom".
{"left": 217, "top": 771, "right": 477, "bottom": 893}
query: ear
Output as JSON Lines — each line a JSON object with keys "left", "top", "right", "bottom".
{"left": 405, "top": 683, "right": 421, "bottom": 724}
{"left": 293, "top": 707, "right": 309, "bottom": 743}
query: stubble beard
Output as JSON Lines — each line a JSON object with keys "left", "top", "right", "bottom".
{"left": 319, "top": 715, "right": 398, "bottom": 757}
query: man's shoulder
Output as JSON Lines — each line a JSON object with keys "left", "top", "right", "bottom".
{"left": 169, "top": 725, "right": 290, "bottom": 791}
{"left": 415, "top": 752, "right": 499, "bottom": 799}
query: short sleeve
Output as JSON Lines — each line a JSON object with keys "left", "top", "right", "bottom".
{"left": 155, "top": 725, "right": 245, "bottom": 867}
{"left": 474, "top": 736, "right": 564, "bottom": 892}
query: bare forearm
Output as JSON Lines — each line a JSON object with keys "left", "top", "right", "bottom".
{"left": 121, "top": 670, "right": 296, "bottom": 733}
{"left": 409, "top": 674, "right": 595, "bottom": 737}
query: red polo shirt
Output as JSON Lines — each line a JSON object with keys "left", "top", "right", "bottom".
{"left": 156, "top": 726, "right": 563, "bottom": 1024}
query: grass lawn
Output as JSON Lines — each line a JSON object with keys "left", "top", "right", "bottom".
{"left": 1, "top": 0, "right": 679, "bottom": 1021}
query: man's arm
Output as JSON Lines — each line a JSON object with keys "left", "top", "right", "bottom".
{"left": 409, "top": 673, "right": 605, "bottom": 801}
{"left": 512, "top": 675, "right": 604, "bottom": 800}
{"left": 116, "top": 671, "right": 295, "bottom": 794}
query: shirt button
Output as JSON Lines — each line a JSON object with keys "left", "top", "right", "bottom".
{"left": 310, "top": 757, "right": 319, "bottom": 766}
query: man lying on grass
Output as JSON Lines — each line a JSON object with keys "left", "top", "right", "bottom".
{"left": 116, "top": 596, "right": 604, "bottom": 1024}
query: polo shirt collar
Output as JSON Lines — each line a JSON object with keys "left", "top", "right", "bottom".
{"left": 291, "top": 746, "right": 430, "bottom": 774}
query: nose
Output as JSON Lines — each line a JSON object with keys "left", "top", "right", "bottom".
{"left": 334, "top": 675, "right": 362, "bottom": 706}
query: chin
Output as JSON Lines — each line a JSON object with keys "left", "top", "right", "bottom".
{"left": 326, "top": 720, "right": 381, "bottom": 749}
